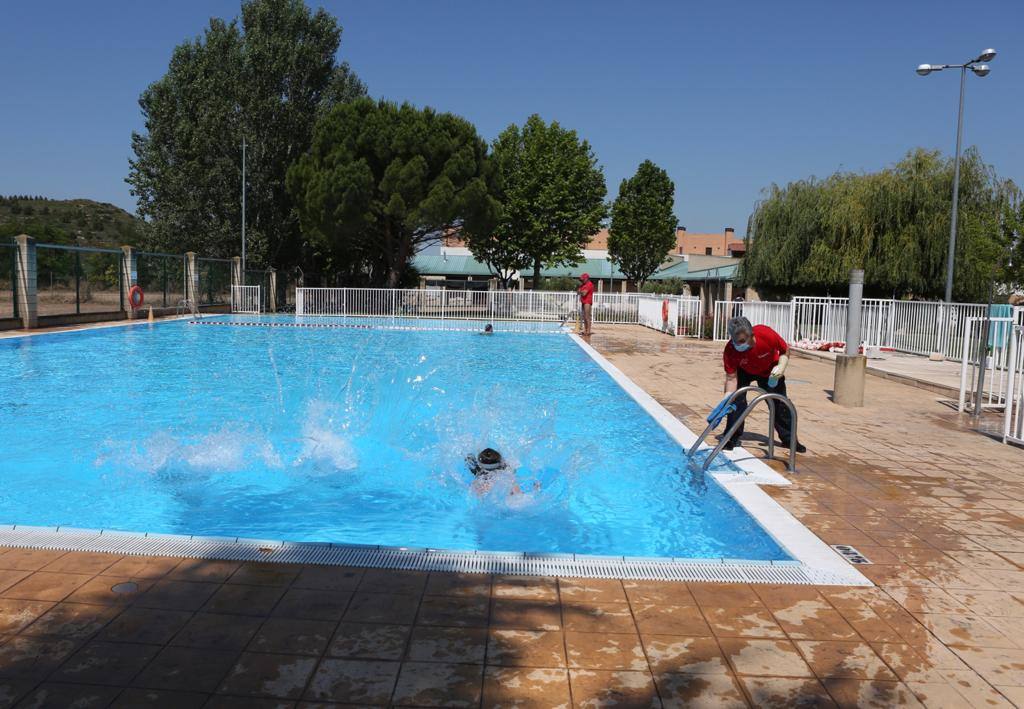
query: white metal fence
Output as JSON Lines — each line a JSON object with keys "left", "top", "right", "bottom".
{"left": 957, "top": 317, "right": 1018, "bottom": 413}
{"left": 230, "top": 285, "right": 262, "bottom": 314}
{"left": 713, "top": 301, "right": 793, "bottom": 341}
{"left": 637, "top": 294, "right": 678, "bottom": 335}
{"left": 1005, "top": 325, "right": 1024, "bottom": 446}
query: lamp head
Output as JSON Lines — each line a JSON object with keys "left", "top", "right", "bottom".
{"left": 916, "top": 64, "right": 935, "bottom": 76}
{"left": 978, "top": 48, "right": 997, "bottom": 62}
{"left": 971, "top": 64, "right": 991, "bottom": 77}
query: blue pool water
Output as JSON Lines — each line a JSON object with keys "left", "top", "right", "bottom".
{"left": 0, "top": 316, "right": 789, "bottom": 560}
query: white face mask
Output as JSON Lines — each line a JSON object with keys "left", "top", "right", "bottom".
{"left": 733, "top": 340, "right": 751, "bottom": 352}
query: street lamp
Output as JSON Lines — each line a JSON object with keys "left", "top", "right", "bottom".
{"left": 916, "top": 48, "right": 996, "bottom": 303}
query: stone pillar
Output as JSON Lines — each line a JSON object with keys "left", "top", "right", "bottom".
{"left": 833, "top": 354, "right": 866, "bottom": 407}
{"left": 724, "top": 280, "right": 733, "bottom": 302}
{"left": 231, "top": 256, "right": 243, "bottom": 288}
{"left": 267, "top": 269, "right": 278, "bottom": 313}
{"left": 621, "top": 281, "right": 627, "bottom": 294}
{"left": 14, "top": 234, "right": 37, "bottom": 329}
{"left": 120, "top": 246, "right": 137, "bottom": 319}
{"left": 185, "top": 252, "right": 199, "bottom": 310}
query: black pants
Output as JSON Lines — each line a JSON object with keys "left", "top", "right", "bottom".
{"left": 725, "top": 369, "right": 795, "bottom": 446}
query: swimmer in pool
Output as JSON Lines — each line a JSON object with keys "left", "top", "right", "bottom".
{"left": 465, "top": 448, "right": 539, "bottom": 496}
{"left": 481, "top": 324, "right": 494, "bottom": 335}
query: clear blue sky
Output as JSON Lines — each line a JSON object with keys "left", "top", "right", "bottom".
{"left": 2, "top": 0, "right": 1021, "bottom": 235}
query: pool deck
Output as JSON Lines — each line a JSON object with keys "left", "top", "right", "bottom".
{"left": 0, "top": 326, "right": 1023, "bottom": 706}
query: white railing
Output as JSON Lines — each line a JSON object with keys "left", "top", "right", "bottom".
{"left": 957, "top": 317, "right": 1017, "bottom": 413}
{"left": 293, "top": 287, "right": 705, "bottom": 336}
{"left": 713, "top": 300, "right": 794, "bottom": 341}
{"left": 637, "top": 294, "right": 678, "bottom": 335}
{"left": 230, "top": 285, "right": 262, "bottom": 314}
{"left": 1005, "top": 325, "right": 1024, "bottom": 446}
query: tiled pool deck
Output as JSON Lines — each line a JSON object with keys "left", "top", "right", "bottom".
{"left": 0, "top": 325, "right": 1023, "bottom": 706}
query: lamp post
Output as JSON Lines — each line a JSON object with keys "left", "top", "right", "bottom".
{"left": 916, "top": 48, "right": 996, "bottom": 304}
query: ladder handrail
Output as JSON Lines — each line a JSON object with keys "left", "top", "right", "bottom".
{"left": 686, "top": 386, "right": 772, "bottom": 458}
{"left": 702, "top": 392, "right": 799, "bottom": 473}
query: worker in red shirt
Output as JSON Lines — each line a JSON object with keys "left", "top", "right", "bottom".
{"left": 722, "top": 316, "right": 805, "bottom": 453}
{"left": 577, "top": 273, "right": 595, "bottom": 336}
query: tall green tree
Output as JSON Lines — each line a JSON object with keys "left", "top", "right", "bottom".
{"left": 126, "top": 0, "right": 366, "bottom": 269}
{"left": 466, "top": 115, "right": 606, "bottom": 289}
{"left": 608, "top": 160, "right": 677, "bottom": 287}
{"left": 739, "top": 148, "right": 1021, "bottom": 301}
{"left": 286, "top": 98, "right": 497, "bottom": 287}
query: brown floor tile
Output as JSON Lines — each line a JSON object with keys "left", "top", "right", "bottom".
{"left": 391, "top": 661, "right": 482, "bottom": 707}
{"left": 2, "top": 571, "right": 93, "bottom": 601}
{"left": 483, "top": 666, "right": 571, "bottom": 708}
{"left": 559, "top": 578, "right": 627, "bottom": 604}
{"left": 292, "top": 565, "right": 364, "bottom": 591}
{"left": 655, "top": 672, "right": 749, "bottom": 708}
{"left": 487, "top": 629, "right": 566, "bottom": 668}
{"left": 772, "top": 605, "right": 859, "bottom": 641}
{"left": 642, "top": 635, "right": 730, "bottom": 675}
{"left": 0, "top": 549, "right": 67, "bottom": 572}
{"left": 490, "top": 598, "right": 560, "bottom": 631}
{"left": 689, "top": 584, "right": 765, "bottom": 609}
{"left": 304, "top": 658, "right": 400, "bottom": 704}
{"left": 0, "top": 570, "right": 31, "bottom": 595}
{"left": 632, "top": 603, "right": 711, "bottom": 636}
{"left": 949, "top": 645, "right": 1024, "bottom": 686}
{"left": 101, "top": 555, "right": 182, "bottom": 579}
{"left": 703, "top": 606, "right": 787, "bottom": 639}
{"left": 52, "top": 640, "right": 160, "bottom": 685}
{"left": 40, "top": 551, "right": 119, "bottom": 575}
{"left": 738, "top": 676, "right": 837, "bottom": 708}
{"left": 170, "top": 612, "right": 262, "bottom": 650}
{"left": 14, "top": 682, "right": 121, "bottom": 708}
{"left": 343, "top": 592, "right": 419, "bottom": 625}
{"left": 218, "top": 652, "right": 318, "bottom": 699}
{"left": 622, "top": 580, "right": 695, "bottom": 606}
{"left": 492, "top": 575, "right": 558, "bottom": 601}
{"left": 569, "top": 668, "right": 659, "bottom": 708}
{"left": 358, "top": 568, "right": 427, "bottom": 595}
{"left": 718, "top": 638, "right": 814, "bottom": 678}
{"left": 205, "top": 697, "right": 296, "bottom": 709}
{"left": 424, "top": 572, "right": 491, "bottom": 598}
{"left": 20, "top": 601, "right": 119, "bottom": 639}
{"left": 168, "top": 559, "right": 240, "bottom": 583}
{"left": 0, "top": 636, "right": 78, "bottom": 678}
{"left": 797, "top": 641, "right": 897, "bottom": 681}
{"left": 132, "top": 645, "right": 239, "bottom": 692}
{"left": 822, "top": 677, "right": 925, "bottom": 708}
{"left": 64, "top": 575, "right": 153, "bottom": 605}
{"left": 752, "top": 584, "right": 827, "bottom": 611}
{"left": 100, "top": 607, "right": 193, "bottom": 645}
{"left": 328, "top": 622, "right": 411, "bottom": 661}
{"left": 228, "top": 563, "right": 299, "bottom": 587}
{"left": 0, "top": 599, "right": 54, "bottom": 634}
{"left": 250, "top": 617, "right": 334, "bottom": 656}
{"left": 203, "top": 582, "right": 287, "bottom": 616}
{"left": 406, "top": 625, "right": 487, "bottom": 663}
{"left": 134, "top": 579, "right": 220, "bottom": 611}
{"left": 832, "top": 605, "right": 903, "bottom": 643}
{"left": 565, "top": 631, "right": 647, "bottom": 670}
{"left": 562, "top": 601, "right": 634, "bottom": 634}
{"left": 271, "top": 588, "right": 352, "bottom": 621}
{"left": 109, "top": 687, "right": 209, "bottom": 708}
{"left": 0, "top": 679, "right": 35, "bottom": 707}
{"left": 915, "top": 613, "right": 1016, "bottom": 649}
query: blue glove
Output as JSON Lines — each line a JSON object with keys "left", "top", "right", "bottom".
{"left": 707, "top": 398, "right": 737, "bottom": 428}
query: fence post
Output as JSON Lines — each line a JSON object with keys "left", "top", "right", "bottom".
{"left": 120, "top": 246, "right": 137, "bottom": 319}
{"left": 14, "top": 234, "right": 37, "bottom": 329}
{"left": 231, "top": 257, "right": 242, "bottom": 290}
{"left": 267, "top": 269, "right": 277, "bottom": 312}
{"left": 185, "top": 252, "right": 199, "bottom": 311}
{"left": 788, "top": 298, "right": 797, "bottom": 342}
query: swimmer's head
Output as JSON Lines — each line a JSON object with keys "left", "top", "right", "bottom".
{"left": 477, "top": 447, "right": 503, "bottom": 471}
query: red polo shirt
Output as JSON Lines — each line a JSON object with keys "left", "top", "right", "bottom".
{"left": 578, "top": 280, "right": 594, "bottom": 304}
{"left": 723, "top": 324, "right": 788, "bottom": 377}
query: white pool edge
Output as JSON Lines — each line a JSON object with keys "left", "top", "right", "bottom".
{"left": 569, "top": 333, "right": 870, "bottom": 587}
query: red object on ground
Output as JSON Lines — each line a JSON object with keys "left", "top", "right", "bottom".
{"left": 128, "top": 285, "right": 145, "bottom": 309}
{"left": 578, "top": 278, "right": 594, "bottom": 305}
{"left": 723, "top": 324, "right": 788, "bottom": 376}
{"left": 661, "top": 299, "right": 669, "bottom": 322}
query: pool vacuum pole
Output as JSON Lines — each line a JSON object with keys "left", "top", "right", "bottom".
{"left": 833, "top": 269, "right": 866, "bottom": 407}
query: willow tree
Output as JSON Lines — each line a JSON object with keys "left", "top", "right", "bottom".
{"left": 739, "top": 148, "right": 1021, "bottom": 301}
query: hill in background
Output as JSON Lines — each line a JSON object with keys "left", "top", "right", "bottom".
{"left": 0, "top": 195, "right": 146, "bottom": 248}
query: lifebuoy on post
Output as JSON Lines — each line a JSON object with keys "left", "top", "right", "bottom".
{"left": 128, "top": 285, "right": 145, "bottom": 310}
{"left": 661, "top": 299, "right": 669, "bottom": 323}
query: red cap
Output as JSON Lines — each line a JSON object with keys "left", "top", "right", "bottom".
{"left": 580, "top": 273, "right": 589, "bottom": 280}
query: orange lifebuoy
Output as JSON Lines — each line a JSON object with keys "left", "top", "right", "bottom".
{"left": 661, "top": 299, "right": 669, "bottom": 322}
{"left": 128, "top": 285, "right": 145, "bottom": 309}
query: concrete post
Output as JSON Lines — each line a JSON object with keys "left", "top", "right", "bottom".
{"left": 14, "top": 234, "right": 37, "bottom": 329}
{"left": 121, "top": 246, "right": 137, "bottom": 319}
{"left": 724, "top": 280, "right": 733, "bottom": 302}
{"left": 231, "top": 256, "right": 242, "bottom": 289}
{"left": 834, "top": 269, "right": 867, "bottom": 407}
{"left": 267, "top": 269, "right": 277, "bottom": 313}
{"left": 185, "top": 252, "right": 199, "bottom": 311}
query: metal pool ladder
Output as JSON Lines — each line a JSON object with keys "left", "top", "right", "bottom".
{"left": 687, "top": 386, "right": 800, "bottom": 473}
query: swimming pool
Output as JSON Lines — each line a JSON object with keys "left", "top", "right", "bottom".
{"left": 0, "top": 316, "right": 870, "bottom": 583}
